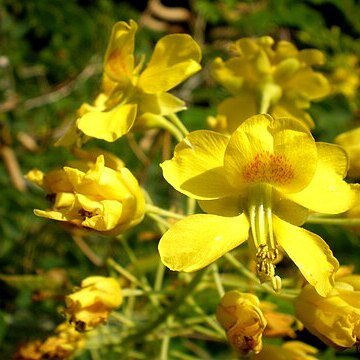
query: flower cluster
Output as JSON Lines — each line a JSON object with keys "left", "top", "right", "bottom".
{"left": 209, "top": 36, "right": 330, "bottom": 132}
{"left": 23, "top": 17, "right": 360, "bottom": 359}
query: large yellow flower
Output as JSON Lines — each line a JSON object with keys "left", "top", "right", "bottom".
{"left": 210, "top": 36, "right": 329, "bottom": 132}
{"left": 59, "top": 20, "right": 202, "bottom": 144}
{"left": 26, "top": 153, "right": 145, "bottom": 235}
{"left": 295, "top": 275, "right": 360, "bottom": 349}
{"left": 159, "top": 114, "right": 356, "bottom": 296}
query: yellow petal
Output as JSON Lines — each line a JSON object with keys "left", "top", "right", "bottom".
{"left": 285, "top": 68, "right": 330, "bottom": 100}
{"left": 103, "top": 20, "right": 137, "bottom": 86}
{"left": 210, "top": 57, "right": 249, "bottom": 94}
{"left": 158, "top": 213, "right": 249, "bottom": 272}
{"left": 198, "top": 195, "right": 244, "bottom": 216}
{"left": 273, "top": 215, "right": 339, "bottom": 297}
{"left": 136, "top": 92, "right": 185, "bottom": 115}
{"left": 271, "top": 101, "right": 315, "bottom": 129}
{"left": 217, "top": 95, "right": 257, "bottom": 133}
{"left": 161, "top": 130, "right": 234, "bottom": 199}
{"left": 223, "top": 114, "right": 317, "bottom": 193}
{"left": 77, "top": 104, "right": 137, "bottom": 142}
{"left": 286, "top": 143, "right": 355, "bottom": 214}
{"left": 137, "top": 34, "right": 201, "bottom": 93}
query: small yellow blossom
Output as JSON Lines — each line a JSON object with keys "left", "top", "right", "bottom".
{"left": 65, "top": 276, "right": 122, "bottom": 332}
{"left": 252, "top": 341, "right": 318, "bottom": 360}
{"left": 335, "top": 127, "right": 360, "bottom": 178}
{"left": 216, "top": 291, "right": 267, "bottom": 354}
{"left": 210, "top": 36, "right": 330, "bottom": 131}
{"left": 295, "top": 274, "right": 360, "bottom": 349}
{"left": 327, "top": 54, "right": 360, "bottom": 100}
{"left": 13, "top": 322, "right": 85, "bottom": 360}
{"left": 159, "top": 114, "right": 356, "bottom": 296}
{"left": 58, "top": 20, "right": 202, "bottom": 144}
{"left": 26, "top": 153, "right": 145, "bottom": 235}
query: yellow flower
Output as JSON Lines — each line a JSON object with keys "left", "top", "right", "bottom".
{"left": 216, "top": 291, "right": 267, "bottom": 354}
{"left": 210, "top": 36, "right": 329, "bottom": 131}
{"left": 26, "top": 153, "right": 145, "bottom": 235}
{"left": 295, "top": 275, "right": 360, "bottom": 349}
{"left": 335, "top": 127, "right": 360, "bottom": 178}
{"left": 13, "top": 322, "right": 85, "bottom": 360}
{"left": 59, "top": 20, "right": 201, "bottom": 144}
{"left": 328, "top": 54, "right": 360, "bottom": 100}
{"left": 252, "top": 341, "right": 318, "bottom": 360}
{"left": 65, "top": 276, "right": 122, "bottom": 332}
{"left": 159, "top": 114, "right": 356, "bottom": 296}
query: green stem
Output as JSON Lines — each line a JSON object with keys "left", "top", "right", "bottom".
{"left": 306, "top": 215, "right": 360, "bottom": 226}
{"left": 145, "top": 204, "right": 185, "bottom": 220}
{"left": 154, "top": 116, "right": 184, "bottom": 142}
{"left": 167, "top": 113, "right": 189, "bottom": 137}
{"left": 122, "top": 267, "right": 209, "bottom": 345}
{"left": 211, "top": 263, "right": 225, "bottom": 297}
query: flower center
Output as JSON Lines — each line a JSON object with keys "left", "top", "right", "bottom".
{"left": 242, "top": 151, "right": 294, "bottom": 185}
{"left": 247, "top": 184, "right": 281, "bottom": 291}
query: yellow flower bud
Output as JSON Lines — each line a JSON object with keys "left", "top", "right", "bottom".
{"left": 27, "top": 153, "right": 145, "bottom": 235}
{"left": 295, "top": 281, "right": 360, "bottom": 349}
{"left": 65, "top": 276, "right": 122, "bottom": 332}
{"left": 252, "top": 341, "right": 318, "bottom": 360}
{"left": 216, "top": 291, "right": 267, "bottom": 354}
{"left": 13, "top": 322, "right": 85, "bottom": 359}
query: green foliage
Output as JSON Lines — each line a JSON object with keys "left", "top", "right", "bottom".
{"left": 1, "top": 0, "right": 360, "bottom": 359}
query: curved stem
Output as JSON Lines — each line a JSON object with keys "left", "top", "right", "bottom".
{"left": 167, "top": 113, "right": 189, "bottom": 137}
{"left": 306, "top": 215, "right": 360, "bottom": 226}
{"left": 145, "top": 204, "right": 185, "bottom": 220}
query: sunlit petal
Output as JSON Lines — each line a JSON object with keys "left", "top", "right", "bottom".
{"left": 158, "top": 213, "right": 250, "bottom": 272}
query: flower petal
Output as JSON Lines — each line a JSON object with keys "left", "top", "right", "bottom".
{"left": 103, "top": 20, "right": 137, "bottom": 86}
{"left": 136, "top": 92, "right": 185, "bottom": 115}
{"left": 77, "top": 104, "right": 137, "bottom": 142}
{"left": 286, "top": 143, "right": 356, "bottom": 213}
{"left": 161, "top": 130, "right": 234, "bottom": 199}
{"left": 217, "top": 94, "right": 258, "bottom": 133}
{"left": 198, "top": 195, "right": 244, "bottom": 217}
{"left": 285, "top": 68, "right": 330, "bottom": 100}
{"left": 138, "top": 34, "right": 201, "bottom": 93}
{"left": 223, "top": 114, "right": 317, "bottom": 193}
{"left": 271, "top": 100, "right": 315, "bottom": 129}
{"left": 158, "top": 213, "right": 250, "bottom": 272}
{"left": 273, "top": 215, "right": 339, "bottom": 297}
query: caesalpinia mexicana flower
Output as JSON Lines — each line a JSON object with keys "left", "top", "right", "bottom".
{"left": 13, "top": 322, "right": 85, "bottom": 360}
{"left": 216, "top": 291, "right": 267, "bottom": 354}
{"left": 335, "top": 127, "right": 360, "bottom": 178}
{"left": 159, "top": 114, "right": 356, "bottom": 296}
{"left": 64, "top": 276, "right": 122, "bottom": 332}
{"left": 58, "top": 20, "right": 201, "bottom": 144}
{"left": 252, "top": 341, "right": 318, "bottom": 360}
{"left": 327, "top": 54, "right": 360, "bottom": 100}
{"left": 26, "top": 152, "right": 145, "bottom": 235}
{"left": 295, "top": 272, "right": 360, "bottom": 349}
{"left": 209, "top": 36, "right": 329, "bottom": 132}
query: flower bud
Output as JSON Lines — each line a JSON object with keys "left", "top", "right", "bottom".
{"left": 65, "top": 276, "right": 122, "bottom": 332}
{"left": 216, "top": 291, "right": 267, "bottom": 354}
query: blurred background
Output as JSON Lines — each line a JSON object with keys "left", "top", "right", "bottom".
{"left": 1, "top": 0, "right": 360, "bottom": 358}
